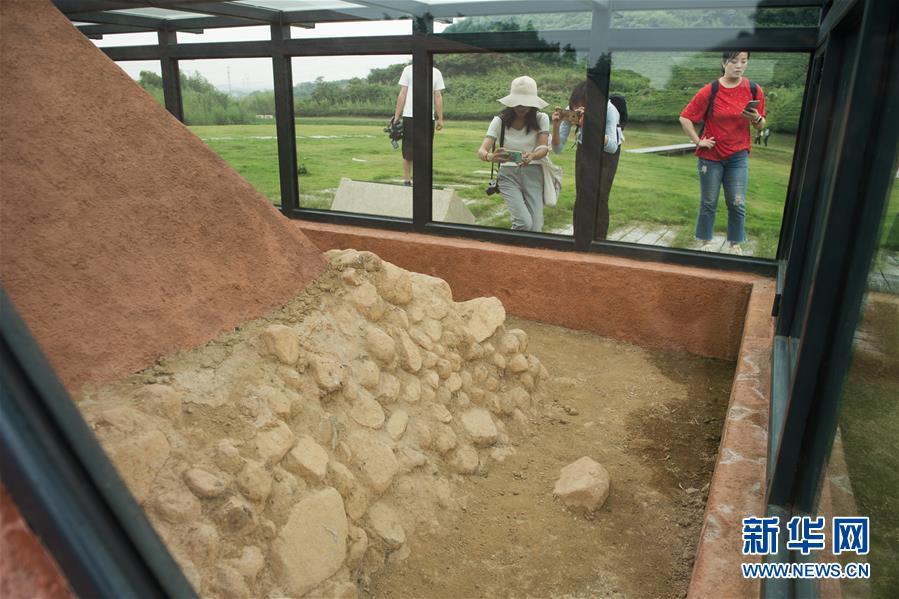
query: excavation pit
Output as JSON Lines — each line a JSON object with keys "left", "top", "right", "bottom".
{"left": 72, "top": 251, "right": 747, "bottom": 598}
{"left": 368, "top": 316, "right": 734, "bottom": 599}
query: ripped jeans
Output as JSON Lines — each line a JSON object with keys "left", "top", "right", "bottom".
{"left": 695, "top": 150, "right": 748, "bottom": 243}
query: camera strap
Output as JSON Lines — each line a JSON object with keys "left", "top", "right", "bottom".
{"left": 489, "top": 118, "right": 506, "bottom": 182}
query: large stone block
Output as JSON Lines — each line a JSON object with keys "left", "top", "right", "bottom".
{"left": 331, "top": 178, "right": 476, "bottom": 224}
{"left": 552, "top": 456, "right": 611, "bottom": 512}
{"left": 272, "top": 488, "right": 348, "bottom": 596}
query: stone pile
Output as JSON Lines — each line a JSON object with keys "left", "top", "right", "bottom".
{"left": 76, "top": 249, "right": 548, "bottom": 598}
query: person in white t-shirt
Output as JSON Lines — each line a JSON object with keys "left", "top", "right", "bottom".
{"left": 477, "top": 76, "right": 551, "bottom": 232}
{"left": 392, "top": 64, "right": 445, "bottom": 186}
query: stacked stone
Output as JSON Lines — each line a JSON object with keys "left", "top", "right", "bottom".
{"left": 77, "top": 249, "right": 548, "bottom": 598}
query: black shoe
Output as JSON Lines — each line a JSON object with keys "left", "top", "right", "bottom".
{"left": 403, "top": 180, "right": 412, "bottom": 187}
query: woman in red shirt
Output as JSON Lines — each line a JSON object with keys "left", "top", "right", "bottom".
{"left": 679, "top": 51, "right": 767, "bottom": 255}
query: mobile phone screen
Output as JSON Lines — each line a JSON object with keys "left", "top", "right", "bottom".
{"left": 745, "top": 100, "right": 760, "bottom": 110}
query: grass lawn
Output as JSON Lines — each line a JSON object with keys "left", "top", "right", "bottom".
{"left": 192, "top": 117, "right": 800, "bottom": 258}
{"left": 838, "top": 293, "right": 899, "bottom": 597}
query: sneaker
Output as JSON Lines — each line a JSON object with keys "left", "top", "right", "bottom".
{"left": 699, "top": 242, "right": 716, "bottom": 252}
{"left": 403, "top": 180, "right": 412, "bottom": 187}
{"left": 728, "top": 244, "right": 743, "bottom": 256}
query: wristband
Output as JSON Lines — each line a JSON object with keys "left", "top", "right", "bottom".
{"left": 754, "top": 115, "right": 763, "bottom": 125}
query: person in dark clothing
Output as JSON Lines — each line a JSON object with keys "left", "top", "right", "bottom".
{"left": 550, "top": 81, "right": 623, "bottom": 239}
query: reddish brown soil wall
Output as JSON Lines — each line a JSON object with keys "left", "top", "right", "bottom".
{"left": 298, "top": 222, "right": 762, "bottom": 361}
{"left": 0, "top": 0, "right": 325, "bottom": 393}
{"left": 1, "top": 2, "right": 325, "bottom": 594}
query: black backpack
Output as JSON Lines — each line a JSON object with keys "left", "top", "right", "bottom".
{"left": 699, "top": 79, "right": 758, "bottom": 136}
{"left": 610, "top": 93, "right": 628, "bottom": 128}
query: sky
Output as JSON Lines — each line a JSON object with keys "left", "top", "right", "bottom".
{"left": 92, "top": 19, "right": 453, "bottom": 92}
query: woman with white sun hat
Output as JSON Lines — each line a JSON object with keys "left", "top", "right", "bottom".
{"left": 477, "top": 76, "right": 552, "bottom": 232}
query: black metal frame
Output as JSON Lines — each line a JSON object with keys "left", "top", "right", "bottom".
{"left": 763, "top": 0, "right": 899, "bottom": 595}
{"left": 0, "top": 289, "right": 197, "bottom": 599}
{"left": 83, "top": 2, "right": 825, "bottom": 276}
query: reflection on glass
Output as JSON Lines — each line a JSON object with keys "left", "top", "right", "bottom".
{"left": 611, "top": 8, "right": 819, "bottom": 28}
{"left": 824, "top": 173, "right": 899, "bottom": 596}
{"left": 608, "top": 51, "right": 809, "bottom": 256}
{"left": 434, "top": 51, "right": 582, "bottom": 234}
{"left": 178, "top": 58, "right": 280, "bottom": 205}
{"left": 291, "top": 55, "right": 413, "bottom": 217}
{"left": 438, "top": 13, "right": 592, "bottom": 33}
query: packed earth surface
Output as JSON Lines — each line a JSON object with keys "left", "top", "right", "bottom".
{"left": 75, "top": 251, "right": 733, "bottom": 599}
{"left": 367, "top": 317, "right": 734, "bottom": 599}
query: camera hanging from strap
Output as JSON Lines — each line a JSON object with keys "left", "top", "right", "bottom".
{"left": 489, "top": 118, "right": 506, "bottom": 184}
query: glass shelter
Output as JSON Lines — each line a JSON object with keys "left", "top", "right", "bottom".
{"left": 2, "top": 1, "right": 897, "bottom": 597}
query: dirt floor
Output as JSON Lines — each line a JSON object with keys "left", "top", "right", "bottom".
{"left": 367, "top": 317, "right": 734, "bottom": 599}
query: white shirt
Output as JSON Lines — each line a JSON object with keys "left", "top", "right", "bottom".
{"left": 398, "top": 64, "right": 446, "bottom": 118}
{"left": 552, "top": 101, "right": 621, "bottom": 154}
{"left": 485, "top": 112, "right": 551, "bottom": 166}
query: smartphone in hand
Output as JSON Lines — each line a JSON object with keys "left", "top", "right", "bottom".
{"left": 744, "top": 100, "right": 760, "bottom": 111}
{"left": 559, "top": 109, "right": 580, "bottom": 124}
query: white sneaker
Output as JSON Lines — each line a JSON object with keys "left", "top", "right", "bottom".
{"left": 728, "top": 244, "right": 743, "bottom": 256}
{"left": 700, "top": 243, "right": 716, "bottom": 252}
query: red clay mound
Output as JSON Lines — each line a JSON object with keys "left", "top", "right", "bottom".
{"left": 0, "top": 0, "right": 325, "bottom": 391}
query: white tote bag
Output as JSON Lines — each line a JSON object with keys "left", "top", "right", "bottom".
{"left": 540, "top": 156, "right": 563, "bottom": 207}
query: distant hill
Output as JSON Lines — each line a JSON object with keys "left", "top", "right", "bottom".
{"left": 443, "top": 9, "right": 817, "bottom": 32}
{"left": 135, "top": 15, "right": 811, "bottom": 131}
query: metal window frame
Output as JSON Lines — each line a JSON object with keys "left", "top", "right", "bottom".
{"left": 93, "top": 10, "right": 820, "bottom": 275}
{"left": 763, "top": 1, "right": 899, "bottom": 596}
{"left": 34, "top": 4, "right": 899, "bottom": 599}
{"left": 0, "top": 289, "right": 197, "bottom": 599}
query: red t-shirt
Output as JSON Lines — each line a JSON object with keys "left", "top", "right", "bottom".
{"left": 680, "top": 78, "right": 766, "bottom": 161}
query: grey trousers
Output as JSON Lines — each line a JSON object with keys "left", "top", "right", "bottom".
{"left": 498, "top": 163, "right": 545, "bottom": 232}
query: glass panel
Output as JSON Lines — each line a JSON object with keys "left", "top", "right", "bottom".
{"left": 432, "top": 51, "right": 582, "bottom": 234}
{"left": 177, "top": 25, "right": 271, "bottom": 44}
{"left": 611, "top": 8, "right": 820, "bottom": 28}
{"left": 821, "top": 158, "right": 898, "bottom": 596}
{"left": 107, "top": 7, "right": 207, "bottom": 19}
{"left": 242, "top": 0, "right": 362, "bottom": 9}
{"left": 606, "top": 51, "right": 810, "bottom": 255}
{"left": 291, "top": 54, "right": 413, "bottom": 217}
{"left": 116, "top": 61, "right": 165, "bottom": 108}
{"left": 290, "top": 20, "right": 412, "bottom": 38}
{"left": 438, "top": 13, "right": 592, "bottom": 33}
{"left": 178, "top": 58, "right": 280, "bottom": 206}
{"left": 91, "top": 31, "right": 159, "bottom": 48}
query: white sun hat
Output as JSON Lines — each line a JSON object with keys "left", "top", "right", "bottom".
{"left": 498, "top": 76, "right": 548, "bottom": 109}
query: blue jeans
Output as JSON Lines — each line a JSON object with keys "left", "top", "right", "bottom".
{"left": 695, "top": 150, "right": 748, "bottom": 243}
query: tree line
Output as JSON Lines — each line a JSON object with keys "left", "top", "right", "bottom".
{"left": 135, "top": 14, "right": 811, "bottom": 131}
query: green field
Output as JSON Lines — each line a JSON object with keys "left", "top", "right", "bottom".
{"left": 191, "top": 117, "right": 804, "bottom": 258}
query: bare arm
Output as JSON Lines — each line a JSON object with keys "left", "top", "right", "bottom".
{"left": 393, "top": 86, "right": 408, "bottom": 121}
{"left": 434, "top": 90, "right": 444, "bottom": 130}
{"left": 478, "top": 136, "right": 508, "bottom": 163}
{"left": 742, "top": 107, "right": 766, "bottom": 130}
{"left": 551, "top": 107, "right": 562, "bottom": 144}
{"left": 523, "top": 132, "right": 551, "bottom": 164}
{"left": 679, "top": 116, "right": 716, "bottom": 149}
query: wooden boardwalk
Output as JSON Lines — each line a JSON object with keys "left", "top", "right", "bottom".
{"left": 625, "top": 142, "right": 696, "bottom": 156}
{"left": 551, "top": 222, "right": 759, "bottom": 256}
